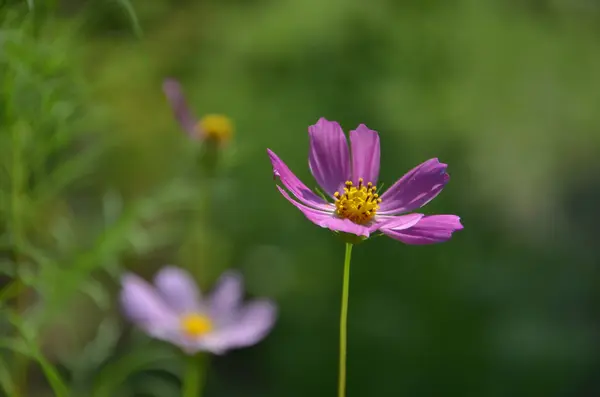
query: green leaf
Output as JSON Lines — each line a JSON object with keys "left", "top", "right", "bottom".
{"left": 62, "top": 317, "right": 122, "bottom": 392}
{"left": 92, "top": 344, "right": 177, "bottom": 397}
{"left": 115, "top": 0, "right": 143, "bottom": 38}
{"left": 29, "top": 346, "right": 70, "bottom": 397}
{"left": 3, "top": 312, "right": 70, "bottom": 396}
{"left": 0, "top": 355, "right": 16, "bottom": 396}
{"left": 79, "top": 278, "right": 111, "bottom": 311}
{"left": 0, "top": 335, "right": 69, "bottom": 397}
{"left": 32, "top": 141, "right": 106, "bottom": 205}
{"left": 14, "top": 240, "right": 52, "bottom": 268}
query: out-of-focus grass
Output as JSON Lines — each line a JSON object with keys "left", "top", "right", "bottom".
{"left": 0, "top": 3, "right": 205, "bottom": 396}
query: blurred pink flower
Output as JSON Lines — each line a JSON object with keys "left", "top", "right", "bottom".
{"left": 162, "top": 78, "right": 233, "bottom": 144}
{"left": 120, "top": 266, "right": 276, "bottom": 355}
{"left": 267, "top": 117, "right": 463, "bottom": 243}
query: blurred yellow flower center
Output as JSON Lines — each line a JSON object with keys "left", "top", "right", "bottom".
{"left": 180, "top": 314, "right": 213, "bottom": 337}
{"left": 333, "top": 178, "right": 382, "bottom": 224}
{"left": 197, "top": 114, "right": 233, "bottom": 142}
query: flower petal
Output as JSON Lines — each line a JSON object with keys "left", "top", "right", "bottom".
{"left": 209, "top": 271, "right": 243, "bottom": 322}
{"left": 120, "top": 273, "right": 178, "bottom": 340}
{"left": 381, "top": 214, "right": 463, "bottom": 245}
{"left": 162, "top": 78, "right": 198, "bottom": 138}
{"left": 308, "top": 118, "right": 351, "bottom": 196}
{"left": 154, "top": 266, "right": 202, "bottom": 314}
{"left": 373, "top": 213, "right": 424, "bottom": 232}
{"left": 379, "top": 158, "right": 449, "bottom": 214}
{"left": 276, "top": 186, "right": 371, "bottom": 237}
{"left": 200, "top": 300, "right": 277, "bottom": 354}
{"left": 267, "top": 149, "right": 331, "bottom": 211}
{"left": 350, "top": 124, "right": 380, "bottom": 185}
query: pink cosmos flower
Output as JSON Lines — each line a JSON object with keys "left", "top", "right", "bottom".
{"left": 267, "top": 118, "right": 463, "bottom": 244}
{"left": 120, "top": 266, "right": 277, "bottom": 355}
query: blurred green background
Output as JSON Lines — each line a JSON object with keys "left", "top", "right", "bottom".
{"left": 2, "top": 0, "right": 600, "bottom": 396}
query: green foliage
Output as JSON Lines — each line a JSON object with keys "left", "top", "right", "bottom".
{"left": 0, "top": 3, "right": 198, "bottom": 396}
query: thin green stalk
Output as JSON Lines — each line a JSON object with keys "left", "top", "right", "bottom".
{"left": 182, "top": 353, "right": 208, "bottom": 397}
{"left": 338, "top": 243, "right": 353, "bottom": 397}
{"left": 10, "top": 123, "right": 28, "bottom": 397}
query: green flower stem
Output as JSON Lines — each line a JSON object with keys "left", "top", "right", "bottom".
{"left": 183, "top": 352, "right": 208, "bottom": 397}
{"left": 338, "top": 243, "right": 353, "bottom": 397}
{"left": 11, "top": 121, "right": 28, "bottom": 397}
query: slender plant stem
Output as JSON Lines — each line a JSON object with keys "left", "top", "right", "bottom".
{"left": 11, "top": 122, "right": 28, "bottom": 397}
{"left": 338, "top": 242, "right": 353, "bottom": 397}
{"left": 183, "top": 353, "right": 208, "bottom": 397}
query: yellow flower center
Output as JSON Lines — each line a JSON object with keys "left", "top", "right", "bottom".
{"left": 180, "top": 313, "right": 213, "bottom": 338}
{"left": 197, "top": 114, "right": 233, "bottom": 143}
{"left": 333, "top": 178, "right": 382, "bottom": 224}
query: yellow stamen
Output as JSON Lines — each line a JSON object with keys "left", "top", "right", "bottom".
{"left": 180, "top": 313, "right": 213, "bottom": 337}
{"left": 333, "top": 178, "right": 382, "bottom": 224}
{"left": 197, "top": 114, "right": 233, "bottom": 143}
